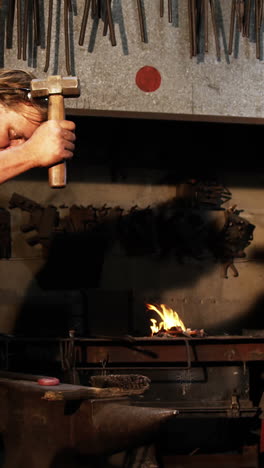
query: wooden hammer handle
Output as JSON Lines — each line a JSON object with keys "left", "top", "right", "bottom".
{"left": 48, "top": 94, "right": 67, "bottom": 188}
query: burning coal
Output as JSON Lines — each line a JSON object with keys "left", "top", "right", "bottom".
{"left": 146, "top": 303, "right": 205, "bottom": 337}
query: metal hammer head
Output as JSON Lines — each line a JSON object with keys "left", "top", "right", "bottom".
{"left": 30, "top": 75, "right": 80, "bottom": 98}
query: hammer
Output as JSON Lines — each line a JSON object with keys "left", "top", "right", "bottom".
{"left": 30, "top": 75, "right": 80, "bottom": 188}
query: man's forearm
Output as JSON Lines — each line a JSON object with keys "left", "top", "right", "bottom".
{"left": 0, "top": 146, "right": 36, "bottom": 183}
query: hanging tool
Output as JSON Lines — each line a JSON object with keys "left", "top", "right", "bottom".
{"left": 6, "top": 0, "right": 41, "bottom": 61}
{"left": 44, "top": 0, "right": 73, "bottom": 74}
{"left": 91, "top": 0, "right": 97, "bottom": 18}
{"left": 255, "top": 0, "right": 263, "bottom": 59}
{"left": 228, "top": 0, "right": 236, "bottom": 54}
{"left": 64, "top": 0, "right": 72, "bottom": 75}
{"left": 160, "top": 0, "right": 164, "bottom": 17}
{"left": 229, "top": 1, "right": 262, "bottom": 59}
{"left": 22, "top": 0, "right": 29, "bottom": 60}
{"left": 33, "top": 0, "right": 40, "bottom": 46}
{"left": 168, "top": 0, "right": 172, "bottom": 23}
{"left": 204, "top": 0, "right": 209, "bottom": 52}
{"left": 188, "top": 0, "right": 220, "bottom": 59}
{"left": 30, "top": 75, "right": 80, "bottom": 188}
{"left": 105, "top": 0, "right": 116, "bottom": 45}
{"left": 44, "top": 0, "right": 53, "bottom": 72}
{"left": 209, "top": 0, "right": 220, "bottom": 60}
{"left": 79, "top": 0, "right": 91, "bottom": 45}
{"left": 137, "top": 0, "right": 147, "bottom": 42}
{"left": 17, "top": 0, "right": 22, "bottom": 59}
{"left": 243, "top": 0, "right": 251, "bottom": 37}
{"left": 6, "top": 0, "right": 15, "bottom": 49}
{"left": 188, "top": 0, "right": 197, "bottom": 57}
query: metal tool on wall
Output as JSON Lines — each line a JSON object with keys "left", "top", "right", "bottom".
{"left": 64, "top": 0, "right": 72, "bottom": 75}
{"left": 79, "top": 0, "right": 91, "bottom": 45}
{"left": 44, "top": 0, "right": 73, "bottom": 74}
{"left": 5, "top": 0, "right": 41, "bottom": 60}
{"left": 6, "top": 0, "right": 15, "bottom": 49}
{"left": 4, "top": 0, "right": 73, "bottom": 74}
{"left": 229, "top": 0, "right": 263, "bottom": 60}
{"left": 79, "top": 0, "right": 116, "bottom": 47}
{"left": 44, "top": 0, "right": 53, "bottom": 72}
{"left": 160, "top": 0, "right": 173, "bottom": 23}
{"left": 188, "top": 0, "right": 220, "bottom": 59}
{"left": 3, "top": 0, "right": 264, "bottom": 64}
{"left": 137, "top": 0, "right": 147, "bottom": 42}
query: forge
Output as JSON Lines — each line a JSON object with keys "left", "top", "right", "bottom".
{"left": 1, "top": 328, "right": 264, "bottom": 467}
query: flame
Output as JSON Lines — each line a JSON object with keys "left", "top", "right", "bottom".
{"left": 146, "top": 303, "right": 186, "bottom": 335}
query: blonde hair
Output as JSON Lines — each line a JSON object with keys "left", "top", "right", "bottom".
{"left": 0, "top": 69, "right": 47, "bottom": 120}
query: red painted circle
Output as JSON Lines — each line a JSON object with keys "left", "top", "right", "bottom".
{"left": 38, "top": 377, "right": 60, "bottom": 386}
{"left": 135, "top": 66, "right": 161, "bottom": 92}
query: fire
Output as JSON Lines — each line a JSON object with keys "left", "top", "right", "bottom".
{"left": 146, "top": 303, "right": 186, "bottom": 335}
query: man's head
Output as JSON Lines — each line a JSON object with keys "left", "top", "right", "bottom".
{"left": 0, "top": 69, "right": 48, "bottom": 120}
{"left": 0, "top": 69, "right": 48, "bottom": 151}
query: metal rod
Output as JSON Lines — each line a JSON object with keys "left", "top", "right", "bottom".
{"left": 6, "top": 0, "right": 15, "bottom": 48}
{"left": 17, "top": 0, "right": 22, "bottom": 59}
{"left": 260, "top": 0, "right": 264, "bottom": 26}
{"left": 204, "top": 0, "right": 209, "bottom": 52}
{"left": 64, "top": 0, "right": 71, "bottom": 75}
{"left": 33, "top": 0, "right": 40, "bottom": 46}
{"left": 136, "top": 0, "right": 147, "bottom": 42}
{"left": 209, "top": 0, "right": 220, "bottom": 59}
{"left": 44, "top": 0, "right": 53, "bottom": 72}
{"left": 91, "top": 0, "right": 97, "bottom": 18}
{"left": 235, "top": 0, "right": 243, "bottom": 32}
{"left": 105, "top": 0, "right": 116, "bottom": 46}
{"left": 160, "top": 0, "right": 164, "bottom": 17}
{"left": 256, "top": 0, "right": 260, "bottom": 58}
{"left": 191, "top": 0, "right": 197, "bottom": 56}
{"left": 79, "top": 0, "right": 91, "bottom": 45}
{"left": 188, "top": 0, "right": 194, "bottom": 57}
{"left": 22, "top": 0, "right": 29, "bottom": 60}
{"left": 97, "top": 0, "right": 101, "bottom": 18}
{"left": 243, "top": 0, "right": 251, "bottom": 37}
{"left": 103, "top": 8, "right": 108, "bottom": 36}
{"left": 168, "top": 0, "right": 172, "bottom": 23}
{"left": 228, "top": 0, "right": 236, "bottom": 54}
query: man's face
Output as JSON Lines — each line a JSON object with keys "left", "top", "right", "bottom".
{"left": 0, "top": 103, "right": 43, "bottom": 151}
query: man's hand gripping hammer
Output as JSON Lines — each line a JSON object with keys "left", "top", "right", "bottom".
{"left": 30, "top": 75, "right": 80, "bottom": 188}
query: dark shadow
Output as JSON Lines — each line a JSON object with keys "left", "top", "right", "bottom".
{"left": 226, "top": 291, "right": 264, "bottom": 334}
{"left": 172, "top": 0, "right": 180, "bottom": 28}
{"left": 16, "top": 115, "right": 264, "bottom": 186}
{"left": 157, "top": 416, "right": 260, "bottom": 455}
{"left": 211, "top": 247, "right": 264, "bottom": 334}
{"left": 12, "top": 183, "right": 254, "bottom": 339}
{"left": 113, "top": 0, "right": 129, "bottom": 55}
{"left": 87, "top": 16, "right": 100, "bottom": 53}
{"left": 0, "top": 437, "right": 5, "bottom": 468}
{"left": 50, "top": 449, "right": 120, "bottom": 468}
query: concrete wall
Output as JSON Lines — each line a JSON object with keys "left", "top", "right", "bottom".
{"left": 1, "top": 0, "right": 264, "bottom": 118}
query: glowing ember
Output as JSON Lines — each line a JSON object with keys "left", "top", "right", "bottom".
{"left": 146, "top": 303, "right": 186, "bottom": 335}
